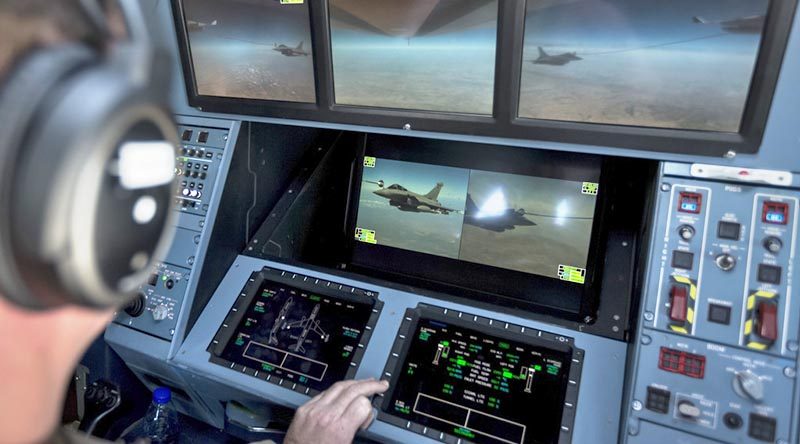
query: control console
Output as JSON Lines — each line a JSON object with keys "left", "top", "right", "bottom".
{"left": 114, "top": 124, "right": 230, "bottom": 340}
{"left": 625, "top": 165, "right": 799, "bottom": 444}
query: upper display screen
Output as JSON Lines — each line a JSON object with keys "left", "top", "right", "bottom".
{"left": 384, "top": 317, "right": 571, "bottom": 444}
{"left": 182, "top": 0, "right": 316, "bottom": 103}
{"left": 519, "top": 0, "right": 770, "bottom": 132}
{"left": 354, "top": 157, "right": 599, "bottom": 284}
{"left": 216, "top": 279, "right": 374, "bottom": 390}
{"left": 329, "top": 0, "right": 498, "bottom": 114}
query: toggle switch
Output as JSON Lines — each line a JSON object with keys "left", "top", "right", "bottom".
{"left": 755, "top": 301, "right": 778, "bottom": 342}
{"left": 669, "top": 285, "right": 689, "bottom": 323}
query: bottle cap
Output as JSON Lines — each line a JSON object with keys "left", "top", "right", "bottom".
{"left": 153, "top": 387, "right": 171, "bottom": 404}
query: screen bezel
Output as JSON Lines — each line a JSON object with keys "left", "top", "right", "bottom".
{"left": 374, "top": 305, "right": 583, "bottom": 444}
{"left": 171, "top": 0, "right": 798, "bottom": 156}
{"left": 207, "top": 267, "right": 382, "bottom": 395}
{"left": 344, "top": 134, "right": 608, "bottom": 321}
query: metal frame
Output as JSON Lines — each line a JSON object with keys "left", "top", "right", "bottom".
{"left": 171, "top": 0, "right": 797, "bottom": 157}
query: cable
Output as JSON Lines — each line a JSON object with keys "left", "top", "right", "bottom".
{"left": 577, "top": 32, "right": 728, "bottom": 56}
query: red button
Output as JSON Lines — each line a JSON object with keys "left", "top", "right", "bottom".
{"left": 756, "top": 301, "right": 778, "bottom": 342}
{"left": 670, "top": 285, "right": 689, "bottom": 322}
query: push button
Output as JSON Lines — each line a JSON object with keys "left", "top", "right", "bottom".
{"left": 755, "top": 301, "right": 778, "bottom": 342}
{"left": 672, "top": 251, "right": 694, "bottom": 270}
{"left": 707, "top": 304, "right": 731, "bottom": 325}
{"left": 645, "top": 387, "right": 671, "bottom": 414}
{"left": 678, "top": 192, "right": 702, "bottom": 213}
{"left": 717, "top": 221, "right": 741, "bottom": 240}
{"left": 757, "top": 264, "right": 781, "bottom": 285}
{"left": 669, "top": 285, "right": 689, "bottom": 322}
{"left": 748, "top": 414, "right": 776, "bottom": 442}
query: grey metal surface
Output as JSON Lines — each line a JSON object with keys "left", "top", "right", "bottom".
{"left": 174, "top": 256, "right": 629, "bottom": 444}
{"left": 623, "top": 163, "right": 800, "bottom": 444}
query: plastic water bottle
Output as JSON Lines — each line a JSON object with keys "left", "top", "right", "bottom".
{"left": 142, "top": 387, "right": 179, "bottom": 443}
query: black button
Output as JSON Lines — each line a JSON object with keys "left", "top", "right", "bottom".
{"left": 202, "top": 164, "right": 209, "bottom": 171}
{"left": 748, "top": 413, "right": 776, "bottom": 442}
{"left": 191, "top": 171, "right": 199, "bottom": 178}
{"left": 200, "top": 173, "right": 207, "bottom": 180}
{"left": 205, "top": 152, "right": 213, "bottom": 159}
{"left": 757, "top": 264, "right": 781, "bottom": 285}
{"left": 194, "top": 164, "right": 201, "bottom": 170}
{"left": 723, "top": 412, "right": 743, "bottom": 430}
{"left": 718, "top": 221, "right": 741, "bottom": 240}
{"left": 672, "top": 251, "right": 694, "bottom": 270}
{"left": 646, "top": 386, "right": 671, "bottom": 414}
{"left": 165, "top": 279, "right": 174, "bottom": 290}
{"left": 198, "top": 131, "right": 209, "bottom": 143}
{"left": 708, "top": 304, "right": 731, "bottom": 325}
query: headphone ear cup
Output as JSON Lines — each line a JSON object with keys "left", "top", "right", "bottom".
{"left": 8, "top": 53, "right": 179, "bottom": 309}
{"left": 0, "top": 45, "right": 96, "bottom": 309}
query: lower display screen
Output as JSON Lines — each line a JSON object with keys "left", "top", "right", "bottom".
{"left": 217, "top": 279, "right": 374, "bottom": 390}
{"left": 385, "top": 318, "right": 572, "bottom": 444}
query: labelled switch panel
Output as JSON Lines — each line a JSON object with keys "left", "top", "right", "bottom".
{"left": 630, "top": 333, "right": 795, "bottom": 443}
{"left": 643, "top": 181, "right": 799, "bottom": 358}
{"left": 627, "top": 168, "right": 800, "bottom": 444}
{"left": 113, "top": 124, "right": 231, "bottom": 340}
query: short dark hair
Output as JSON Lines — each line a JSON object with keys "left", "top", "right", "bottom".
{"left": 0, "top": 0, "right": 94, "bottom": 82}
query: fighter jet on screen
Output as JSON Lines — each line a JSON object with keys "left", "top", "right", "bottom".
{"left": 371, "top": 182, "right": 457, "bottom": 215}
{"left": 692, "top": 15, "right": 765, "bottom": 34}
{"left": 532, "top": 47, "right": 582, "bottom": 66}
{"left": 463, "top": 194, "right": 536, "bottom": 233}
{"left": 186, "top": 19, "right": 217, "bottom": 32}
{"left": 273, "top": 42, "right": 310, "bottom": 57}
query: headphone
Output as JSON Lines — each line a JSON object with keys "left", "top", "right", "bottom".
{"left": 0, "top": 0, "right": 178, "bottom": 310}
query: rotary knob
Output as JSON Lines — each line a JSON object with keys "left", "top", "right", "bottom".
{"left": 733, "top": 370, "right": 764, "bottom": 402}
{"left": 123, "top": 293, "right": 146, "bottom": 318}
{"left": 764, "top": 236, "right": 782, "bottom": 254}
{"left": 715, "top": 253, "right": 736, "bottom": 271}
{"left": 678, "top": 225, "right": 695, "bottom": 241}
{"left": 152, "top": 304, "right": 169, "bottom": 322}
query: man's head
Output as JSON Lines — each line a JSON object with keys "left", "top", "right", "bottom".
{"left": 0, "top": 1, "right": 97, "bottom": 82}
{"left": 0, "top": 2, "right": 158, "bottom": 443}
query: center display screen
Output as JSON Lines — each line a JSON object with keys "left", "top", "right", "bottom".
{"left": 383, "top": 317, "right": 572, "bottom": 444}
{"left": 215, "top": 279, "right": 375, "bottom": 391}
{"left": 354, "top": 157, "right": 599, "bottom": 285}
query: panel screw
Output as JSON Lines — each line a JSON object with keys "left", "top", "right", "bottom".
{"left": 169, "top": 329, "right": 175, "bottom": 336}
{"left": 403, "top": 123, "right": 412, "bottom": 131}
{"left": 660, "top": 183, "right": 671, "bottom": 192}
{"left": 644, "top": 311, "right": 654, "bottom": 321}
{"left": 632, "top": 400, "right": 642, "bottom": 411}
{"left": 785, "top": 367, "right": 796, "bottom": 378}
{"left": 724, "top": 150, "right": 736, "bottom": 159}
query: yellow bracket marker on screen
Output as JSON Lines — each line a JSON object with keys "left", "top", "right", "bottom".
{"left": 363, "top": 156, "right": 376, "bottom": 168}
{"left": 280, "top": 0, "right": 304, "bottom": 4}
{"left": 582, "top": 182, "right": 599, "bottom": 195}
{"left": 558, "top": 265, "right": 586, "bottom": 284}
{"left": 354, "top": 228, "right": 377, "bottom": 244}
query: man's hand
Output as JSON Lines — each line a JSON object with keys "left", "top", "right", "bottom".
{"left": 284, "top": 378, "right": 389, "bottom": 444}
